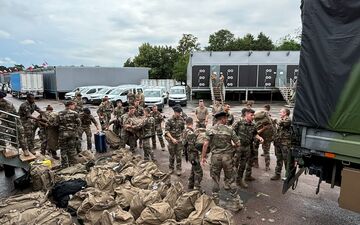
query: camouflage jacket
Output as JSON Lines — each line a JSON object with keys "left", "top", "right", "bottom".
{"left": 80, "top": 113, "right": 98, "bottom": 127}
{"left": 97, "top": 101, "right": 114, "bottom": 115}
{"left": 226, "top": 111, "right": 234, "bottom": 126}
{"left": 274, "top": 116, "right": 292, "bottom": 145}
{"left": 133, "top": 115, "right": 155, "bottom": 138}
{"left": 134, "top": 106, "right": 144, "bottom": 117}
{"left": 18, "top": 101, "right": 40, "bottom": 121}
{"left": 46, "top": 111, "right": 58, "bottom": 127}
{"left": 212, "top": 104, "right": 223, "bottom": 115}
{"left": 113, "top": 106, "right": 125, "bottom": 119}
{"left": 0, "top": 99, "right": 16, "bottom": 115}
{"left": 255, "top": 111, "right": 275, "bottom": 139}
{"left": 232, "top": 118, "right": 257, "bottom": 146}
{"left": 57, "top": 109, "right": 81, "bottom": 134}
{"left": 127, "top": 93, "right": 135, "bottom": 105}
{"left": 205, "top": 124, "right": 240, "bottom": 154}
{"left": 182, "top": 127, "right": 197, "bottom": 153}
{"left": 73, "top": 98, "right": 83, "bottom": 113}
{"left": 151, "top": 111, "right": 164, "bottom": 127}
{"left": 165, "top": 115, "right": 185, "bottom": 139}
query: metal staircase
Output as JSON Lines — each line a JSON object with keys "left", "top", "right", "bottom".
{"left": 0, "top": 110, "right": 35, "bottom": 171}
{"left": 279, "top": 87, "right": 295, "bottom": 107}
{"left": 210, "top": 79, "right": 225, "bottom": 105}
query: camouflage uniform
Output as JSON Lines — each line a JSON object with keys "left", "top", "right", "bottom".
{"left": 79, "top": 113, "right": 98, "bottom": 150}
{"left": 254, "top": 113, "right": 274, "bottom": 169}
{"left": 97, "top": 101, "right": 113, "bottom": 130}
{"left": 183, "top": 127, "right": 203, "bottom": 189}
{"left": 151, "top": 110, "right": 165, "bottom": 149}
{"left": 57, "top": 109, "right": 81, "bottom": 167}
{"left": 205, "top": 123, "right": 240, "bottom": 200}
{"left": 165, "top": 115, "right": 185, "bottom": 171}
{"left": 133, "top": 114, "right": 156, "bottom": 161}
{"left": 232, "top": 118, "right": 258, "bottom": 181}
{"left": 120, "top": 113, "right": 137, "bottom": 152}
{"left": 35, "top": 113, "right": 50, "bottom": 155}
{"left": 46, "top": 111, "right": 59, "bottom": 157}
{"left": 274, "top": 116, "right": 292, "bottom": 176}
{"left": 135, "top": 93, "right": 145, "bottom": 107}
{"left": 226, "top": 111, "right": 235, "bottom": 126}
{"left": 112, "top": 106, "right": 125, "bottom": 135}
{"left": 127, "top": 92, "right": 135, "bottom": 106}
{"left": 18, "top": 101, "right": 41, "bottom": 153}
{"left": 73, "top": 98, "right": 83, "bottom": 113}
{"left": 212, "top": 104, "right": 223, "bottom": 125}
{"left": 195, "top": 106, "right": 208, "bottom": 128}
{"left": 134, "top": 105, "right": 144, "bottom": 117}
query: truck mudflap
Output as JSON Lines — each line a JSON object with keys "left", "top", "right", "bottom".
{"left": 282, "top": 166, "right": 305, "bottom": 194}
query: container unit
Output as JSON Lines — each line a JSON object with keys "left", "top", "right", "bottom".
{"left": 10, "top": 72, "right": 44, "bottom": 98}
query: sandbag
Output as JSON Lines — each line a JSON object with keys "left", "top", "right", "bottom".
{"left": 161, "top": 219, "right": 190, "bottom": 225}
{"left": 136, "top": 202, "right": 175, "bottom": 225}
{"left": 105, "top": 130, "right": 121, "bottom": 149}
{"left": 86, "top": 166, "right": 116, "bottom": 192}
{"left": 173, "top": 190, "right": 201, "bottom": 221}
{"left": 202, "top": 206, "right": 234, "bottom": 225}
{"left": 111, "top": 149, "right": 134, "bottom": 164}
{"left": 67, "top": 187, "right": 99, "bottom": 213}
{"left": 185, "top": 194, "right": 216, "bottom": 225}
{"left": 77, "top": 189, "right": 117, "bottom": 224}
{"left": 117, "top": 162, "right": 139, "bottom": 178}
{"left": 131, "top": 173, "right": 154, "bottom": 189}
{"left": 76, "top": 150, "right": 95, "bottom": 164}
{"left": 163, "top": 182, "right": 184, "bottom": 208}
{"left": 30, "top": 163, "right": 55, "bottom": 191}
{"left": 0, "top": 202, "right": 74, "bottom": 225}
{"left": 129, "top": 190, "right": 162, "bottom": 219}
{"left": 151, "top": 182, "right": 170, "bottom": 199}
{"left": 55, "top": 164, "right": 88, "bottom": 182}
{"left": 114, "top": 181, "right": 141, "bottom": 210}
{"left": 52, "top": 178, "right": 87, "bottom": 208}
{"left": 0, "top": 192, "right": 46, "bottom": 216}
{"left": 96, "top": 208, "right": 135, "bottom": 225}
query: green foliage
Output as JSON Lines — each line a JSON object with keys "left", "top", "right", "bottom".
{"left": 172, "top": 53, "right": 189, "bottom": 82}
{"left": 254, "top": 32, "right": 274, "bottom": 50}
{"left": 123, "top": 58, "right": 135, "bottom": 67}
{"left": 275, "top": 35, "right": 301, "bottom": 51}
{"left": 177, "top": 34, "right": 200, "bottom": 55}
{"left": 206, "top": 29, "right": 235, "bottom": 51}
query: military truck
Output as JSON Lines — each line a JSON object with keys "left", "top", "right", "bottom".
{"left": 283, "top": 0, "right": 360, "bottom": 213}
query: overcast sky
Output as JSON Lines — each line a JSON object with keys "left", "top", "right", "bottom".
{"left": 0, "top": 0, "right": 301, "bottom": 67}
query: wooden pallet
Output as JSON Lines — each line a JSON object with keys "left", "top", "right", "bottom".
{"left": 2, "top": 148, "right": 36, "bottom": 162}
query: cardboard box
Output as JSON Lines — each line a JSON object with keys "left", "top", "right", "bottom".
{"left": 339, "top": 167, "right": 360, "bottom": 213}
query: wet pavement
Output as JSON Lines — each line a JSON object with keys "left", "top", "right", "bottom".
{"left": 1, "top": 96, "right": 360, "bottom": 225}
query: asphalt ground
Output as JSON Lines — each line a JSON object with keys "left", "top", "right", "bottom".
{"left": 1, "top": 96, "right": 360, "bottom": 225}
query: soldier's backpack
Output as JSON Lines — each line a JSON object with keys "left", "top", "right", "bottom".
{"left": 0, "top": 192, "right": 46, "bottom": 216}
{"left": 98, "top": 208, "right": 135, "bottom": 225}
{"left": 104, "top": 130, "right": 121, "bottom": 149}
{"left": 173, "top": 190, "right": 201, "bottom": 221}
{"left": 136, "top": 202, "right": 176, "bottom": 225}
{"left": 163, "top": 182, "right": 184, "bottom": 208}
{"left": 183, "top": 194, "right": 216, "bottom": 225}
{"left": 129, "top": 190, "right": 162, "bottom": 220}
{"left": 202, "top": 206, "right": 234, "bottom": 225}
{"left": 30, "top": 163, "right": 55, "bottom": 191}
{"left": 195, "top": 128, "right": 207, "bottom": 152}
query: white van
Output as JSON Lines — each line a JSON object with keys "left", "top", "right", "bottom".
{"left": 107, "top": 85, "right": 144, "bottom": 105}
{"left": 168, "top": 86, "right": 187, "bottom": 106}
{"left": 65, "top": 86, "right": 109, "bottom": 103}
{"left": 144, "top": 87, "right": 165, "bottom": 112}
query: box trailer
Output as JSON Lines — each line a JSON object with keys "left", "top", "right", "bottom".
{"left": 10, "top": 72, "right": 44, "bottom": 98}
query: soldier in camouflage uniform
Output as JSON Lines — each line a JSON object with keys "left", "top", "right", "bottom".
{"left": 132, "top": 108, "right": 156, "bottom": 161}
{"left": 183, "top": 117, "right": 203, "bottom": 190}
{"left": 195, "top": 99, "right": 209, "bottom": 128}
{"left": 151, "top": 105, "right": 165, "bottom": 150}
{"left": 56, "top": 101, "right": 81, "bottom": 168}
{"left": 165, "top": 106, "right": 185, "bottom": 176}
{"left": 134, "top": 99, "right": 144, "bottom": 117}
{"left": 120, "top": 106, "right": 137, "bottom": 152}
{"left": 212, "top": 99, "right": 223, "bottom": 125}
{"left": 127, "top": 90, "right": 136, "bottom": 106}
{"left": 0, "top": 91, "right": 27, "bottom": 155}
{"left": 97, "top": 96, "right": 114, "bottom": 130}
{"left": 232, "top": 108, "right": 263, "bottom": 188}
{"left": 34, "top": 105, "right": 54, "bottom": 155}
{"left": 73, "top": 92, "right": 83, "bottom": 113}
{"left": 79, "top": 108, "right": 99, "bottom": 150}
{"left": 271, "top": 108, "right": 292, "bottom": 180}
{"left": 18, "top": 93, "right": 43, "bottom": 155}
{"left": 201, "top": 111, "right": 242, "bottom": 210}
{"left": 135, "top": 90, "right": 145, "bottom": 107}
{"left": 223, "top": 104, "right": 234, "bottom": 126}
{"left": 45, "top": 107, "right": 59, "bottom": 159}
{"left": 110, "top": 100, "right": 125, "bottom": 135}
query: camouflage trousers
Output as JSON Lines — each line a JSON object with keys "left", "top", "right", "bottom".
{"left": 100, "top": 113, "right": 112, "bottom": 130}
{"left": 274, "top": 144, "right": 289, "bottom": 176}
{"left": 254, "top": 138, "right": 272, "bottom": 167}
{"left": 59, "top": 131, "right": 77, "bottom": 168}
{"left": 143, "top": 137, "right": 155, "bottom": 161}
{"left": 196, "top": 121, "right": 206, "bottom": 129}
{"left": 167, "top": 141, "right": 183, "bottom": 170}
{"left": 112, "top": 123, "right": 121, "bottom": 136}
{"left": 38, "top": 127, "right": 47, "bottom": 154}
{"left": 22, "top": 120, "right": 35, "bottom": 152}
{"left": 210, "top": 153, "right": 236, "bottom": 194}
{"left": 188, "top": 151, "right": 203, "bottom": 189}
{"left": 235, "top": 145, "right": 252, "bottom": 181}
{"left": 120, "top": 130, "right": 136, "bottom": 152}
{"left": 151, "top": 127, "right": 165, "bottom": 149}
{"left": 79, "top": 126, "right": 92, "bottom": 150}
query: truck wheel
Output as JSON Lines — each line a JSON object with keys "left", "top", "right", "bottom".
{"left": 4, "top": 165, "right": 15, "bottom": 177}
{"left": 82, "top": 98, "right": 88, "bottom": 104}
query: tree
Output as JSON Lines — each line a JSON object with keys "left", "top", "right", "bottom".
{"left": 173, "top": 53, "right": 189, "bottom": 82}
{"left": 206, "top": 29, "right": 235, "bottom": 51}
{"left": 275, "top": 35, "right": 301, "bottom": 51}
{"left": 123, "top": 58, "right": 135, "bottom": 67}
{"left": 253, "top": 32, "right": 274, "bottom": 50}
{"left": 229, "top": 33, "right": 256, "bottom": 51}
{"left": 177, "top": 34, "right": 200, "bottom": 55}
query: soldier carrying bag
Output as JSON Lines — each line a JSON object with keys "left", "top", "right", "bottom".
{"left": 30, "top": 163, "right": 55, "bottom": 191}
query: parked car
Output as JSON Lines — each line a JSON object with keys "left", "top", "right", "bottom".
{"left": 65, "top": 86, "right": 108, "bottom": 103}
{"left": 107, "top": 85, "right": 144, "bottom": 105}
{"left": 168, "top": 85, "right": 187, "bottom": 106}
{"left": 89, "top": 87, "right": 116, "bottom": 105}
{"left": 144, "top": 88, "right": 165, "bottom": 112}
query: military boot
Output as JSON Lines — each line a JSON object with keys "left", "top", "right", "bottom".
{"left": 237, "top": 180, "right": 248, "bottom": 188}
{"left": 23, "top": 149, "right": 30, "bottom": 156}
{"left": 271, "top": 174, "right": 281, "bottom": 180}
{"left": 212, "top": 193, "right": 220, "bottom": 205}
{"left": 227, "top": 195, "right": 243, "bottom": 212}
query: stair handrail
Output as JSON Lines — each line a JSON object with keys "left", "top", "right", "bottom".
{"left": 0, "top": 109, "right": 20, "bottom": 152}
